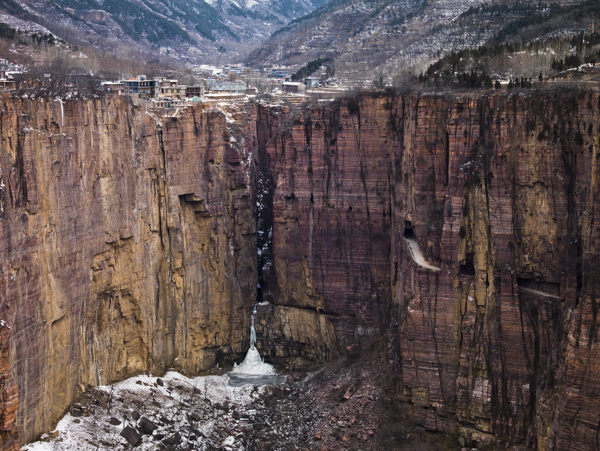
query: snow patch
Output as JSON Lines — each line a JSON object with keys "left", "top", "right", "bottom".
{"left": 232, "top": 347, "right": 276, "bottom": 375}
{"left": 22, "top": 371, "right": 266, "bottom": 451}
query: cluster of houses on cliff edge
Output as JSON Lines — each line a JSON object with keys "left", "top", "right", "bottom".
{"left": 0, "top": 57, "right": 338, "bottom": 109}
{"left": 101, "top": 75, "right": 252, "bottom": 108}
{"left": 0, "top": 54, "right": 333, "bottom": 94}
{"left": 101, "top": 67, "right": 326, "bottom": 108}
{"left": 0, "top": 59, "right": 25, "bottom": 91}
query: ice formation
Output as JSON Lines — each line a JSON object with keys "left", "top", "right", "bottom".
{"left": 232, "top": 306, "right": 275, "bottom": 375}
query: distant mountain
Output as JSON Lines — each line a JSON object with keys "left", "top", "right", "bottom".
{"left": 206, "top": 0, "right": 326, "bottom": 21}
{"left": 247, "top": 0, "right": 585, "bottom": 77}
{"left": 0, "top": 0, "right": 328, "bottom": 63}
{"left": 418, "top": 0, "right": 600, "bottom": 84}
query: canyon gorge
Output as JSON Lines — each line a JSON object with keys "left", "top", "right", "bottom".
{"left": 1, "top": 88, "right": 599, "bottom": 450}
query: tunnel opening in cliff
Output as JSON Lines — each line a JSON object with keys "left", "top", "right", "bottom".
{"left": 403, "top": 220, "right": 416, "bottom": 239}
{"left": 459, "top": 253, "right": 476, "bottom": 276}
{"left": 403, "top": 220, "right": 441, "bottom": 272}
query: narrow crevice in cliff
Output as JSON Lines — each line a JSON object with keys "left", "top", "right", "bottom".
{"left": 154, "top": 122, "right": 177, "bottom": 353}
{"left": 560, "top": 122, "right": 583, "bottom": 300}
{"left": 256, "top": 169, "right": 274, "bottom": 303}
{"left": 14, "top": 134, "right": 27, "bottom": 209}
{"left": 255, "top": 125, "right": 276, "bottom": 304}
{"left": 156, "top": 125, "right": 170, "bottom": 252}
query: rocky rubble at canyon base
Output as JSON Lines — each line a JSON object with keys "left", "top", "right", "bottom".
{"left": 23, "top": 341, "right": 480, "bottom": 451}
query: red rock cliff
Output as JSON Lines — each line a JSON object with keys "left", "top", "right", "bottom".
{"left": 0, "top": 322, "right": 18, "bottom": 451}
{"left": 1, "top": 89, "right": 600, "bottom": 450}
{"left": 256, "top": 90, "right": 600, "bottom": 449}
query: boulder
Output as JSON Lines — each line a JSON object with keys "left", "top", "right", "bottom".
{"left": 139, "top": 417, "right": 158, "bottom": 435}
{"left": 120, "top": 425, "right": 141, "bottom": 447}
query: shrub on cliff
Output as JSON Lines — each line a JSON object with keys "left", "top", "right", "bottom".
{"left": 347, "top": 97, "right": 359, "bottom": 115}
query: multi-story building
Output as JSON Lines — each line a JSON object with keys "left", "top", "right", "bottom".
{"left": 268, "top": 67, "right": 293, "bottom": 79}
{"left": 120, "top": 75, "right": 158, "bottom": 99}
{"left": 185, "top": 85, "right": 203, "bottom": 98}
{"left": 101, "top": 81, "right": 125, "bottom": 95}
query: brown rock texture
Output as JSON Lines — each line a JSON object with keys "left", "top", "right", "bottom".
{"left": 0, "top": 323, "right": 19, "bottom": 451}
{"left": 257, "top": 90, "right": 600, "bottom": 449}
{"left": 0, "top": 95, "right": 256, "bottom": 444}
{"left": 1, "top": 89, "right": 600, "bottom": 450}
{"left": 255, "top": 100, "right": 392, "bottom": 360}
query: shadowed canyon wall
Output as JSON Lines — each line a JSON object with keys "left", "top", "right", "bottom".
{"left": 0, "top": 90, "right": 599, "bottom": 449}
{"left": 255, "top": 91, "right": 600, "bottom": 450}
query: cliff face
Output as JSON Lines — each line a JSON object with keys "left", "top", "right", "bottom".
{"left": 389, "top": 92, "right": 600, "bottom": 449}
{"left": 254, "top": 100, "right": 394, "bottom": 365}
{"left": 0, "top": 323, "right": 18, "bottom": 451}
{"left": 1, "top": 90, "right": 599, "bottom": 449}
{"left": 256, "top": 91, "right": 600, "bottom": 449}
{"left": 0, "top": 96, "right": 256, "bottom": 443}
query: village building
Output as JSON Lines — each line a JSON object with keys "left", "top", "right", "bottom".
{"left": 205, "top": 80, "right": 246, "bottom": 94}
{"left": 156, "top": 77, "right": 178, "bottom": 87}
{"left": 0, "top": 60, "right": 25, "bottom": 90}
{"left": 150, "top": 98, "right": 177, "bottom": 109}
{"left": 268, "top": 67, "right": 293, "bottom": 79}
{"left": 0, "top": 77, "right": 15, "bottom": 91}
{"left": 155, "top": 77, "right": 184, "bottom": 100}
{"left": 0, "top": 60, "right": 22, "bottom": 73}
{"left": 0, "top": 61, "right": 24, "bottom": 91}
{"left": 304, "top": 77, "right": 320, "bottom": 88}
{"left": 282, "top": 81, "right": 305, "bottom": 93}
{"left": 223, "top": 64, "right": 245, "bottom": 76}
{"left": 158, "top": 86, "right": 184, "bottom": 100}
{"left": 120, "top": 75, "right": 158, "bottom": 99}
{"left": 185, "top": 85, "right": 203, "bottom": 98}
{"left": 101, "top": 81, "right": 125, "bottom": 95}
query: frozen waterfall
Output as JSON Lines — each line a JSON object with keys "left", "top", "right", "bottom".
{"left": 232, "top": 305, "right": 275, "bottom": 376}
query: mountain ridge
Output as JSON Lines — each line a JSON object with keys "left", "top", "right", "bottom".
{"left": 0, "top": 0, "right": 328, "bottom": 63}
{"left": 248, "top": 0, "right": 587, "bottom": 79}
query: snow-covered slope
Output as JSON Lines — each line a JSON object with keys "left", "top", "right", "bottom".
{"left": 247, "top": 0, "right": 585, "bottom": 74}
{"left": 0, "top": 0, "right": 327, "bottom": 63}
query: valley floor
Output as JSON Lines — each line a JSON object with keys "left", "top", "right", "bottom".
{"left": 22, "top": 341, "right": 468, "bottom": 451}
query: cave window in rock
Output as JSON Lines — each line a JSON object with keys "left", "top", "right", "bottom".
{"left": 404, "top": 221, "right": 415, "bottom": 239}
{"left": 459, "top": 253, "right": 475, "bottom": 276}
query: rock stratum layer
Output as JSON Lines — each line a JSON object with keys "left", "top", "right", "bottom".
{"left": 0, "top": 90, "right": 599, "bottom": 449}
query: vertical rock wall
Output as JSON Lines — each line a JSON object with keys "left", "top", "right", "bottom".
{"left": 388, "top": 91, "right": 600, "bottom": 450}
{"left": 1, "top": 90, "right": 599, "bottom": 450}
{"left": 0, "top": 323, "right": 18, "bottom": 450}
{"left": 255, "top": 100, "right": 395, "bottom": 364}
{"left": 257, "top": 91, "right": 600, "bottom": 449}
{"left": 0, "top": 96, "right": 256, "bottom": 444}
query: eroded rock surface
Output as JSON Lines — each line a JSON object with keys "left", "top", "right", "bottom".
{"left": 1, "top": 89, "right": 600, "bottom": 450}
{"left": 0, "top": 96, "right": 256, "bottom": 444}
{"left": 255, "top": 90, "right": 600, "bottom": 449}
{"left": 0, "top": 322, "right": 18, "bottom": 450}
